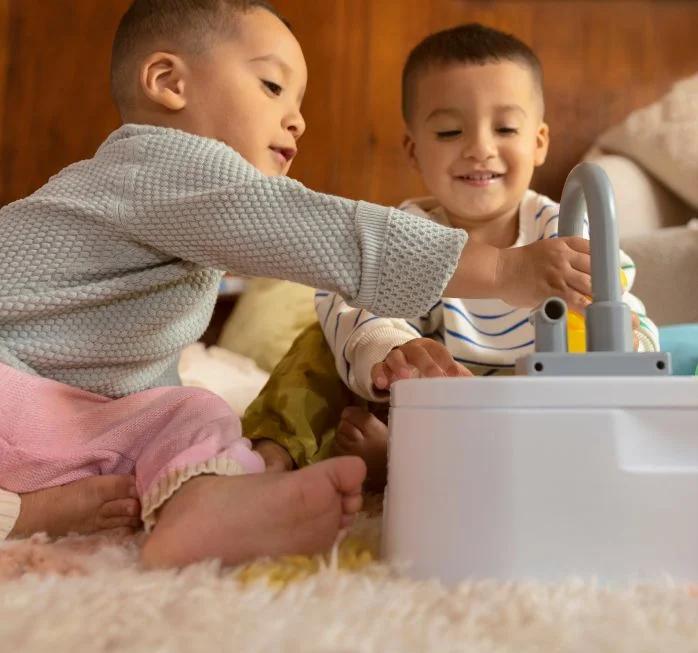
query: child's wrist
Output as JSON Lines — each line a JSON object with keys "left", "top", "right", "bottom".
{"left": 444, "top": 241, "right": 500, "bottom": 298}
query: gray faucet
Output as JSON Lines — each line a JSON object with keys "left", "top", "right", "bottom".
{"left": 516, "top": 162, "right": 671, "bottom": 376}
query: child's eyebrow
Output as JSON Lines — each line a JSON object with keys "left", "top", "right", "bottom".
{"left": 248, "top": 53, "right": 290, "bottom": 75}
{"left": 425, "top": 108, "right": 462, "bottom": 121}
{"left": 495, "top": 104, "right": 527, "bottom": 116}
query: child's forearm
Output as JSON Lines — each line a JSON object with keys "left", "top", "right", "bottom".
{"left": 443, "top": 241, "right": 500, "bottom": 298}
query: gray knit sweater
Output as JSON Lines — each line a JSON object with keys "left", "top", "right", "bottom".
{"left": 0, "top": 124, "right": 466, "bottom": 397}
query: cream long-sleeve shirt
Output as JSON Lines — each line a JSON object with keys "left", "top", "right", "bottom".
{"left": 316, "top": 191, "right": 659, "bottom": 401}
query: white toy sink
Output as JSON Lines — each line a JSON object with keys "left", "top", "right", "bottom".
{"left": 382, "top": 164, "right": 698, "bottom": 584}
{"left": 382, "top": 376, "right": 698, "bottom": 583}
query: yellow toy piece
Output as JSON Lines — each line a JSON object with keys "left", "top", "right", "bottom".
{"left": 567, "top": 269, "right": 628, "bottom": 353}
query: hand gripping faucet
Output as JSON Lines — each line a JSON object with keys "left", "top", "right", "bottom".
{"left": 515, "top": 162, "right": 671, "bottom": 376}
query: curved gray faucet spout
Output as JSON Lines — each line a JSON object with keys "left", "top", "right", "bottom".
{"left": 558, "top": 163, "right": 632, "bottom": 352}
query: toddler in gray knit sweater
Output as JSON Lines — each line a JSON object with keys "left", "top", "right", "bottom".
{"left": 0, "top": 0, "right": 591, "bottom": 567}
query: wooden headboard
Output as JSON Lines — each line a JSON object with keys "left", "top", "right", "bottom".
{"left": 1, "top": 0, "right": 697, "bottom": 207}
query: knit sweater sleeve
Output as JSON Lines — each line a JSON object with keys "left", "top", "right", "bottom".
{"left": 114, "top": 127, "right": 466, "bottom": 318}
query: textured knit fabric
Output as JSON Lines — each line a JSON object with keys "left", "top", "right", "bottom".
{"left": 0, "top": 361, "right": 264, "bottom": 537}
{"left": 0, "top": 124, "right": 466, "bottom": 398}
{"left": 316, "top": 191, "right": 660, "bottom": 401}
{"left": 0, "top": 488, "right": 21, "bottom": 540}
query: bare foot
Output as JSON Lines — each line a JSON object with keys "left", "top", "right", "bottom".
{"left": 253, "top": 438, "right": 294, "bottom": 472}
{"left": 9, "top": 476, "right": 142, "bottom": 539}
{"left": 332, "top": 406, "right": 388, "bottom": 492}
{"left": 141, "top": 456, "right": 366, "bottom": 569}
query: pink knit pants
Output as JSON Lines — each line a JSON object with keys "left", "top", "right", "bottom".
{"left": 0, "top": 362, "right": 264, "bottom": 527}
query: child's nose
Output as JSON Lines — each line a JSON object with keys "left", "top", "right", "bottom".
{"left": 462, "top": 134, "right": 496, "bottom": 161}
{"left": 284, "top": 109, "right": 306, "bottom": 140}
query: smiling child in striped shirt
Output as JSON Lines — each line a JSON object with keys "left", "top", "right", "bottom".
{"left": 246, "top": 24, "right": 658, "bottom": 486}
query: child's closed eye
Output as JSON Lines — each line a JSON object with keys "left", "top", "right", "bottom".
{"left": 262, "top": 80, "right": 283, "bottom": 96}
{"left": 496, "top": 127, "right": 518, "bottom": 135}
{"left": 435, "top": 130, "right": 462, "bottom": 139}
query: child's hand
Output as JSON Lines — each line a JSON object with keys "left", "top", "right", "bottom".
{"left": 496, "top": 237, "right": 591, "bottom": 314}
{"left": 253, "top": 439, "right": 294, "bottom": 472}
{"left": 371, "top": 338, "right": 472, "bottom": 391}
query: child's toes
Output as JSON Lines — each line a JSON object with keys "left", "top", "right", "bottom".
{"left": 342, "top": 492, "right": 363, "bottom": 516}
{"left": 93, "top": 475, "right": 138, "bottom": 502}
{"left": 96, "top": 498, "right": 142, "bottom": 529}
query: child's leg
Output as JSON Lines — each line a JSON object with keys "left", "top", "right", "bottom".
{"left": 0, "top": 360, "right": 367, "bottom": 564}
{"left": 117, "top": 381, "right": 365, "bottom": 567}
{"left": 242, "top": 322, "right": 355, "bottom": 470}
{"left": 141, "top": 456, "right": 365, "bottom": 569}
{"left": 8, "top": 476, "right": 140, "bottom": 539}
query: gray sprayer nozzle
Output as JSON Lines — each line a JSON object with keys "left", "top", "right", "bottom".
{"left": 532, "top": 297, "right": 568, "bottom": 353}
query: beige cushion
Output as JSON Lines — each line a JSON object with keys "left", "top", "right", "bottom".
{"left": 585, "top": 153, "right": 693, "bottom": 236}
{"left": 597, "top": 74, "right": 698, "bottom": 210}
{"left": 621, "top": 223, "right": 698, "bottom": 326}
{"left": 217, "top": 278, "right": 317, "bottom": 372}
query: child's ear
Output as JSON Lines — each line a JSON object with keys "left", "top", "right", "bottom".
{"left": 534, "top": 122, "right": 550, "bottom": 167}
{"left": 403, "top": 130, "right": 421, "bottom": 173}
{"left": 140, "top": 52, "right": 188, "bottom": 111}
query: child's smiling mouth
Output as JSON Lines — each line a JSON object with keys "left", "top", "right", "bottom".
{"left": 454, "top": 171, "right": 505, "bottom": 187}
{"left": 269, "top": 146, "right": 297, "bottom": 167}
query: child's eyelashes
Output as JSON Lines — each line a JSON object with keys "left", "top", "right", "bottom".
{"left": 262, "top": 80, "right": 283, "bottom": 96}
{"left": 435, "top": 130, "right": 462, "bottom": 139}
{"left": 434, "top": 127, "right": 518, "bottom": 140}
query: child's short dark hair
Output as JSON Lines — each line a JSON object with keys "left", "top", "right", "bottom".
{"left": 401, "top": 23, "right": 544, "bottom": 122}
{"left": 111, "top": 0, "right": 285, "bottom": 115}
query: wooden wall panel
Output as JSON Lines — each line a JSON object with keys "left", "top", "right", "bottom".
{"left": 1, "top": 1, "right": 697, "bottom": 208}
{"left": 1, "top": 0, "right": 130, "bottom": 205}
{"left": 278, "top": 0, "right": 698, "bottom": 203}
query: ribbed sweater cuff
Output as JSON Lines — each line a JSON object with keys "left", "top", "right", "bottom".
{"left": 354, "top": 201, "right": 391, "bottom": 311}
{"left": 351, "top": 327, "right": 415, "bottom": 401}
{"left": 356, "top": 203, "right": 467, "bottom": 317}
{"left": 0, "top": 489, "right": 21, "bottom": 540}
{"left": 141, "top": 455, "right": 245, "bottom": 532}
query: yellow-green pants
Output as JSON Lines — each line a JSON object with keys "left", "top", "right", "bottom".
{"left": 242, "top": 322, "right": 366, "bottom": 467}
{"left": 242, "top": 321, "right": 512, "bottom": 467}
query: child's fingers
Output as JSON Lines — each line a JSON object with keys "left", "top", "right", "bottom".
{"left": 562, "top": 236, "right": 590, "bottom": 254}
{"left": 403, "top": 346, "right": 445, "bottom": 378}
{"left": 371, "top": 362, "right": 390, "bottom": 390}
{"left": 569, "top": 250, "right": 591, "bottom": 275}
{"left": 384, "top": 349, "right": 414, "bottom": 380}
{"left": 564, "top": 291, "right": 591, "bottom": 314}
{"left": 566, "top": 269, "right": 592, "bottom": 297}
{"left": 631, "top": 312, "right": 640, "bottom": 329}
{"left": 423, "top": 342, "right": 467, "bottom": 377}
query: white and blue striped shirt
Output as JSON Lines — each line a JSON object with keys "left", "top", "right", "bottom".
{"left": 315, "top": 191, "right": 659, "bottom": 401}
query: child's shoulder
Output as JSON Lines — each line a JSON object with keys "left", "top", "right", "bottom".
{"left": 398, "top": 197, "right": 451, "bottom": 227}
{"left": 518, "top": 190, "right": 560, "bottom": 244}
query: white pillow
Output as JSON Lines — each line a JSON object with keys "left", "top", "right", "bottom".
{"left": 179, "top": 343, "right": 269, "bottom": 415}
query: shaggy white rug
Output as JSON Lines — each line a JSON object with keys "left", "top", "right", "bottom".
{"left": 1, "top": 509, "right": 696, "bottom": 653}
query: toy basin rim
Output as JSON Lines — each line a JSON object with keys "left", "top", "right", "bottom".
{"left": 390, "top": 376, "right": 698, "bottom": 409}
